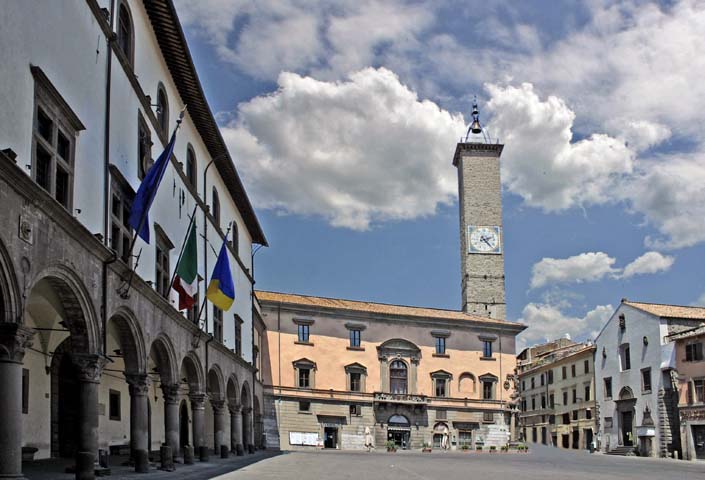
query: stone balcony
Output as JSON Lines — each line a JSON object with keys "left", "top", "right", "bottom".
{"left": 373, "top": 392, "right": 430, "bottom": 406}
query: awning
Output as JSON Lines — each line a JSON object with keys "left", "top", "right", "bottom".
{"left": 387, "top": 426, "right": 411, "bottom": 432}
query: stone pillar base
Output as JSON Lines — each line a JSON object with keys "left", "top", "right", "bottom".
{"left": 75, "top": 451, "right": 95, "bottom": 480}
{"left": 133, "top": 449, "right": 149, "bottom": 473}
{"left": 220, "top": 445, "right": 229, "bottom": 458}
{"left": 198, "top": 446, "right": 209, "bottom": 462}
{"left": 183, "top": 445, "right": 194, "bottom": 465}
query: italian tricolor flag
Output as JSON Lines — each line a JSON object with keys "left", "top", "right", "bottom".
{"left": 173, "top": 221, "right": 198, "bottom": 310}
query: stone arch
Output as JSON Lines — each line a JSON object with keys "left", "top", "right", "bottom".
{"left": 181, "top": 351, "right": 204, "bottom": 393}
{"left": 240, "top": 381, "right": 252, "bottom": 447}
{"left": 0, "top": 236, "right": 20, "bottom": 323}
{"left": 459, "top": 372, "right": 476, "bottom": 394}
{"left": 619, "top": 386, "right": 634, "bottom": 400}
{"left": 226, "top": 374, "right": 239, "bottom": 404}
{"left": 107, "top": 306, "right": 146, "bottom": 374}
{"left": 29, "top": 264, "right": 100, "bottom": 354}
{"left": 207, "top": 363, "right": 225, "bottom": 400}
{"left": 241, "top": 381, "right": 251, "bottom": 408}
{"left": 148, "top": 333, "right": 179, "bottom": 386}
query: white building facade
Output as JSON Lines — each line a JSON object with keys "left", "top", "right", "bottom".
{"left": 594, "top": 300, "right": 701, "bottom": 457}
{"left": 0, "top": 1, "right": 267, "bottom": 478}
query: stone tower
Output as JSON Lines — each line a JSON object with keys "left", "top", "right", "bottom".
{"left": 453, "top": 102, "right": 506, "bottom": 319}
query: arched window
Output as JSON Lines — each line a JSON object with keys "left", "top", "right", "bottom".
{"left": 459, "top": 373, "right": 476, "bottom": 395}
{"left": 230, "top": 221, "right": 239, "bottom": 256}
{"left": 211, "top": 187, "right": 220, "bottom": 229}
{"left": 186, "top": 145, "right": 197, "bottom": 189}
{"left": 387, "top": 414, "right": 410, "bottom": 427}
{"left": 117, "top": 2, "right": 134, "bottom": 65}
{"left": 156, "top": 84, "right": 169, "bottom": 135}
{"left": 390, "top": 360, "right": 407, "bottom": 394}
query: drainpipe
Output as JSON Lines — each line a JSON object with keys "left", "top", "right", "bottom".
{"left": 102, "top": 0, "right": 116, "bottom": 356}
{"left": 201, "top": 159, "right": 215, "bottom": 331}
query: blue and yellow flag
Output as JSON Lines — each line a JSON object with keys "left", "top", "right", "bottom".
{"left": 206, "top": 241, "right": 234, "bottom": 311}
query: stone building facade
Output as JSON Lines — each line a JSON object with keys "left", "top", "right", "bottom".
{"left": 595, "top": 300, "right": 703, "bottom": 457}
{"left": 669, "top": 324, "right": 705, "bottom": 461}
{"left": 516, "top": 340, "right": 597, "bottom": 450}
{"left": 0, "top": 1, "right": 267, "bottom": 478}
{"left": 257, "top": 291, "right": 525, "bottom": 451}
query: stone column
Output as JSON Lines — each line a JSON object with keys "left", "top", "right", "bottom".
{"left": 229, "top": 403, "right": 242, "bottom": 454}
{"left": 189, "top": 393, "right": 206, "bottom": 449}
{"left": 211, "top": 398, "right": 227, "bottom": 453}
{"left": 73, "top": 353, "right": 108, "bottom": 480}
{"left": 161, "top": 384, "right": 180, "bottom": 458}
{"left": 243, "top": 406, "right": 253, "bottom": 451}
{"left": 125, "top": 373, "right": 150, "bottom": 472}
{"left": 0, "top": 323, "right": 33, "bottom": 480}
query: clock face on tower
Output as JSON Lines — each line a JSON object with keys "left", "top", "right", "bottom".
{"left": 468, "top": 226, "right": 502, "bottom": 254}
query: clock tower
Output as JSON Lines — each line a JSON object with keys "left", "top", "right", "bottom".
{"left": 453, "top": 101, "right": 506, "bottom": 319}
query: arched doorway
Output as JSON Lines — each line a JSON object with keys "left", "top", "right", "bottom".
{"left": 180, "top": 353, "right": 205, "bottom": 450}
{"left": 617, "top": 387, "right": 636, "bottom": 447}
{"left": 387, "top": 414, "right": 410, "bottom": 449}
{"left": 179, "top": 400, "right": 190, "bottom": 450}
{"left": 241, "top": 382, "right": 251, "bottom": 449}
{"left": 207, "top": 365, "right": 225, "bottom": 452}
{"left": 148, "top": 334, "right": 179, "bottom": 456}
{"left": 226, "top": 376, "right": 240, "bottom": 453}
{"left": 52, "top": 340, "right": 79, "bottom": 457}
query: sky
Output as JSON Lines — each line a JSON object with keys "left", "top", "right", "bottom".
{"left": 173, "top": 0, "right": 705, "bottom": 349}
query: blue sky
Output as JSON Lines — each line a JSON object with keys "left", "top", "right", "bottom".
{"left": 175, "top": 0, "right": 705, "bottom": 348}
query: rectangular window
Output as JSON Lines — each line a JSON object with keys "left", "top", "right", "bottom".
{"left": 549, "top": 393, "right": 555, "bottom": 409}
{"left": 350, "top": 372, "right": 361, "bottom": 392}
{"left": 298, "top": 324, "right": 310, "bottom": 343}
{"left": 350, "top": 329, "right": 361, "bottom": 348}
{"left": 482, "top": 381, "right": 493, "bottom": 400}
{"left": 458, "top": 431, "right": 472, "bottom": 447}
{"left": 435, "top": 378, "right": 447, "bottom": 397}
{"left": 298, "top": 401, "right": 310, "bottom": 412}
{"left": 541, "top": 395, "right": 546, "bottom": 409}
{"left": 186, "top": 294, "right": 199, "bottom": 324}
{"left": 483, "top": 412, "right": 493, "bottom": 422}
{"left": 604, "top": 377, "right": 613, "bottom": 399}
{"left": 620, "top": 344, "right": 631, "bottom": 371}
{"left": 562, "top": 366, "right": 567, "bottom": 380}
{"left": 694, "top": 379, "right": 705, "bottom": 403}
{"left": 584, "top": 359, "right": 590, "bottom": 374}
{"left": 686, "top": 343, "right": 704, "bottom": 362}
{"left": 109, "top": 390, "right": 121, "bottom": 421}
{"left": 137, "top": 113, "right": 151, "bottom": 180}
{"left": 571, "top": 364, "right": 576, "bottom": 377}
{"left": 572, "top": 388, "right": 577, "bottom": 404}
{"left": 584, "top": 385, "right": 591, "bottom": 401}
{"left": 641, "top": 368, "right": 652, "bottom": 392}
{"left": 349, "top": 404, "right": 361, "bottom": 416}
{"left": 155, "top": 237, "right": 170, "bottom": 298}
{"left": 32, "top": 67, "right": 81, "bottom": 210}
{"left": 540, "top": 374, "right": 545, "bottom": 386}
{"left": 234, "top": 315, "right": 243, "bottom": 356}
{"left": 531, "top": 397, "right": 536, "bottom": 410}
{"left": 531, "top": 377, "right": 535, "bottom": 389}
{"left": 435, "top": 336, "right": 446, "bottom": 355}
{"left": 298, "top": 368, "right": 310, "bottom": 388}
{"left": 562, "top": 391, "right": 568, "bottom": 406}
{"left": 522, "top": 380, "right": 526, "bottom": 391}
{"left": 548, "top": 370, "right": 554, "bottom": 384}
{"left": 572, "top": 410, "right": 578, "bottom": 421}
{"left": 586, "top": 408, "right": 592, "bottom": 420}
{"left": 562, "top": 413, "right": 570, "bottom": 425}
{"left": 483, "top": 341, "right": 493, "bottom": 358}
{"left": 22, "top": 369, "right": 29, "bottom": 414}
{"left": 110, "top": 178, "right": 134, "bottom": 265}
{"left": 213, "top": 307, "right": 223, "bottom": 343}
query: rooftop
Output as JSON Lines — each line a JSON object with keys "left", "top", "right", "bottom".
{"left": 255, "top": 290, "right": 526, "bottom": 330}
{"left": 622, "top": 299, "right": 705, "bottom": 320}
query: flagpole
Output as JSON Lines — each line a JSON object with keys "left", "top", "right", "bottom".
{"left": 168, "top": 203, "right": 199, "bottom": 297}
{"left": 196, "top": 222, "right": 233, "bottom": 330}
{"left": 118, "top": 105, "right": 187, "bottom": 298}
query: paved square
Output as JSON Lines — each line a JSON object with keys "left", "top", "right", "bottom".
{"left": 215, "top": 447, "right": 705, "bottom": 480}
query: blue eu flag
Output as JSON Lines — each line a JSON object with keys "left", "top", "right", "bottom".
{"left": 128, "top": 130, "right": 177, "bottom": 243}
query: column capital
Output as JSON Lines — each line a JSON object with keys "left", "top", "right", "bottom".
{"left": 72, "top": 353, "right": 108, "bottom": 383}
{"left": 125, "top": 372, "right": 150, "bottom": 396}
{"left": 228, "top": 402, "right": 242, "bottom": 415}
{"left": 189, "top": 392, "right": 207, "bottom": 409}
{"left": 0, "top": 323, "right": 34, "bottom": 364}
{"left": 161, "top": 383, "right": 180, "bottom": 404}
{"left": 242, "top": 406, "right": 253, "bottom": 414}
{"left": 211, "top": 398, "right": 226, "bottom": 413}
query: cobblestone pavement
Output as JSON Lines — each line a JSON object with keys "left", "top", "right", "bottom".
{"left": 22, "top": 450, "right": 279, "bottom": 480}
{"left": 214, "top": 446, "right": 705, "bottom": 480}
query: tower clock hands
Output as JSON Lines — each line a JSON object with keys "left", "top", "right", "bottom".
{"left": 481, "top": 236, "right": 493, "bottom": 248}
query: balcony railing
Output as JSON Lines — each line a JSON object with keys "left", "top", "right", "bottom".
{"left": 373, "top": 392, "right": 429, "bottom": 405}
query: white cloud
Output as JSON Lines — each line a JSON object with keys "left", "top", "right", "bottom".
{"left": 621, "top": 251, "right": 675, "bottom": 279}
{"left": 223, "top": 68, "right": 464, "bottom": 230}
{"left": 485, "top": 83, "right": 635, "bottom": 212}
{"left": 175, "top": 0, "right": 434, "bottom": 80}
{"left": 518, "top": 303, "right": 613, "bottom": 350}
{"left": 530, "top": 252, "right": 617, "bottom": 289}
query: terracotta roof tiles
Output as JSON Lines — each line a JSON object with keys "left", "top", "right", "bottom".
{"left": 623, "top": 300, "right": 705, "bottom": 320}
